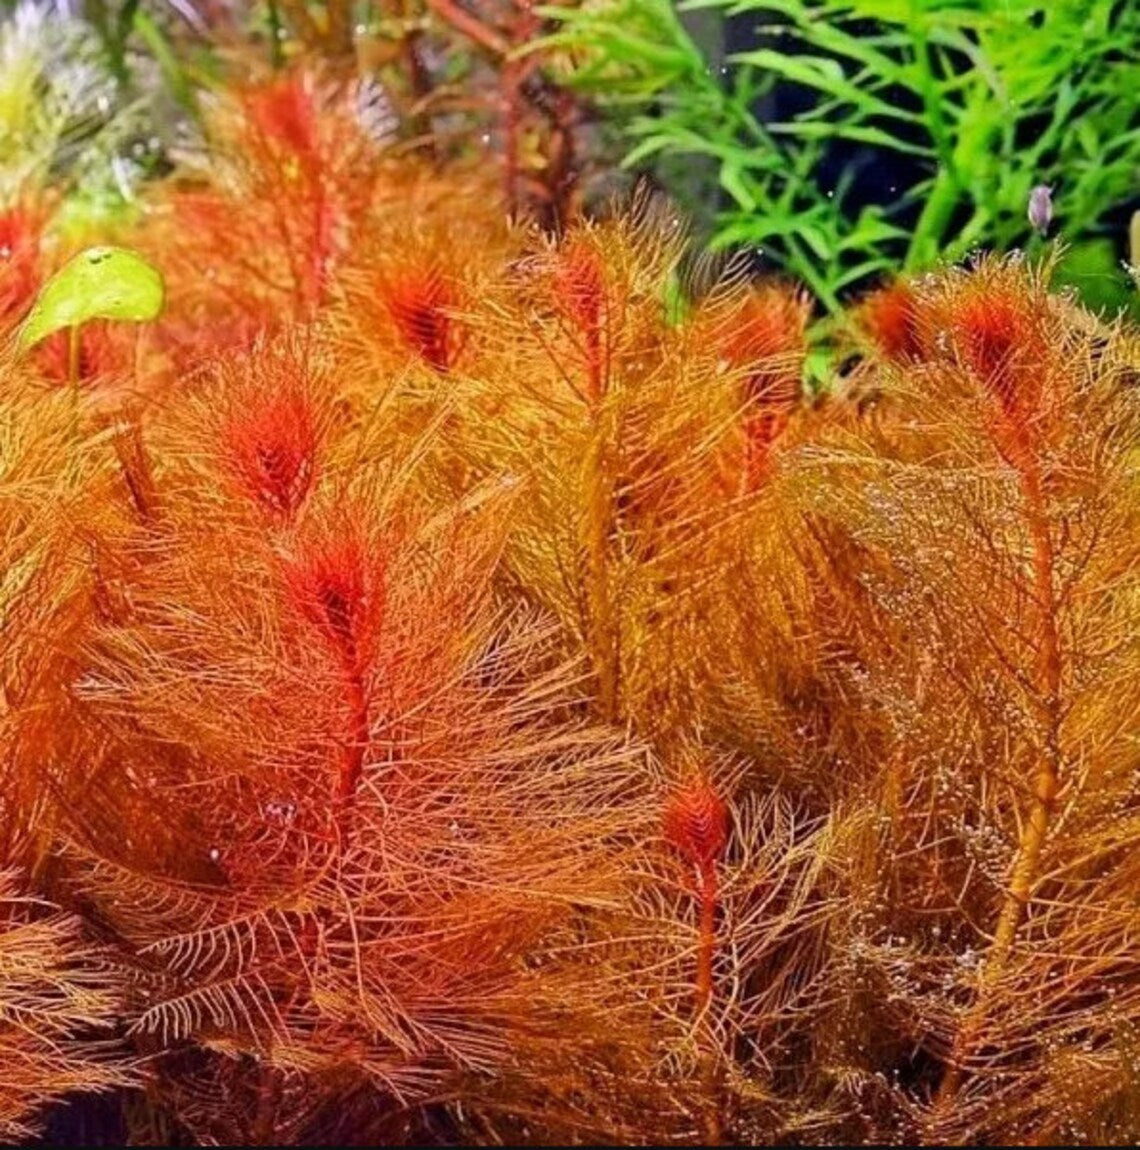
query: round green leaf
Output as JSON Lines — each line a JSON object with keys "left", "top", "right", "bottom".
{"left": 18, "top": 246, "right": 165, "bottom": 351}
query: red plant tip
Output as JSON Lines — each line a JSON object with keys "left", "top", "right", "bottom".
{"left": 724, "top": 285, "right": 810, "bottom": 413}
{"left": 381, "top": 265, "right": 458, "bottom": 373}
{"left": 286, "top": 522, "right": 383, "bottom": 664}
{"left": 0, "top": 202, "right": 44, "bottom": 325}
{"left": 949, "top": 286, "right": 1044, "bottom": 420}
{"left": 553, "top": 241, "right": 605, "bottom": 337}
{"left": 245, "top": 73, "right": 321, "bottom": 162}
{"left": 223, "top": 385, "right": 317, "bottom": 518}
{"left": 859, "top": 280, "right": 924, "bottom": 363}
{"left": 664, "top": 780, "right": 728, "bottom": 870}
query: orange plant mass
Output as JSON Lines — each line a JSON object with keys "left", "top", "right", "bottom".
{"left": 3, "top": 62, "right": 1140, "bottom": 1149}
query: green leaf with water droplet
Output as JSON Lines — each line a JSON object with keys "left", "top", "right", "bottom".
{"left": 17, "top": 246, "right": 165, "bottom": 351}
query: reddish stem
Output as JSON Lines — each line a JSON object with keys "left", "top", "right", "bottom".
{"left": 695, "top": 859, "right": 723, "bottom": 1144}
{"left": 336, "top": 649, "right": 370, "bottom": 814}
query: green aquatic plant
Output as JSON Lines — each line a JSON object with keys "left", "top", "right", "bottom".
{"left": 0, "top": 0, "right": 185, "bottom": 214}
{"left": 545, "top": 0, "right": 1140, "bottom": 312}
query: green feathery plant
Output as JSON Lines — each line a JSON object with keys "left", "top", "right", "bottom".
{"left": 543, "top": 0, "right": 1140, "bottom": 313}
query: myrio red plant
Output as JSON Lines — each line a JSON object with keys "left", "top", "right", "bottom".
{"left": 5, "top": 52, "right": 1140, "bottom": 1143}
{"left": 59, "top": 328, "right": 657, "bottom": 1143}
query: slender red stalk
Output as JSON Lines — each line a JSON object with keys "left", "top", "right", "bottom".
{"left": 934, "top": 274, "right": 1060, "bottom": 1115}
{"left": 285, "top": 521, "right": 383, "bottom": 823}
{"left": 665, "top": 778, "right": 728, "bottom": 1143}
{"left": 665, "top": 779, "right": 728, "bottom": 1011}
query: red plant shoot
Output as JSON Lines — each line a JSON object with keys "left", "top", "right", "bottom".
{"left": 665, "top": 775, "right": 729, "bottom": 1143}
{"left": 285, "top": 516, "right": 384, "bottom": 815}
{"left": 380, "top": 263, "right": 460, "bottom": 373}
{"left": 950, "top": 288, "right": 1045, "bottom": 430}
{"left": 858, "top": 279, "right": 925, "bottom": 364}
{"left": 223, "top": 382, "right": 318, "bottom": 520}
{"left": 245, "top": 73, "right": 322, "bottom": 168}
{"left": 665, "top": 777, "right": 728, "bottom": 1013}
{"left": 721, "top": 286, "right": 810, "bottom": 489}
{"left": 552, "top": 240, "right": 606, "bottom": 401}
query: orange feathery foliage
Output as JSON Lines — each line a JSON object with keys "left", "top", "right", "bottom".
{"left": 855, "top": 278, "right": 926, "bottom": 364}
{"left": 792, "top": 253, "right": 1140, "bottom": 1143}
{"left": 0, "top": 873, "right": 130, "bottom": 1141}
{"left": 0, "top": 354, "right": 133, "bottom": 1138}
{"left": 219, "top": 359, "right": 322, "bottom": 520}
{"left": 57, "top": 327, "right": 658, "bottom": 1143}
{"left": 144, "top": 68, "right": 383, "bottom": 366}
{"left": 717, "top": 283, "right": 812, "bottom": 490}
{"left": 8, "top": 65, "right": 1140, "bottom": 1145}
{"left": 376, "top": 261, "right": 463, "bottom": 374}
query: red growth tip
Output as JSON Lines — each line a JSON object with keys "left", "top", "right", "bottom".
{"left": 245, "top": 74, "right": 321, "bottom": 162}
{"left": 725, "top": 285, "right": 810, "bottom": 410}
{"left": 553, "top": 241, "right": 604, "bottom": 337}
{"left": 0, "top": 202, "right": 44, "bottom": 325}
{"left": 859, "top": 280, "right": 924, "bottom": 364}
{"left": 720, "top": 286, "right": 810, "bottom": 488}
{"left": 949, "top": 288, "right": 1044, "bottom": 421}
{"left": 664, "top": 780, "right": 729, "bottom": 870}
{"left": 552, "top": 241, "right": 606, "bottom": 400}
{"left": 223, "top": 384, "right": 318, "bottom": 519}
{"left": 286, "top": 523, "right": 382, "bottom": 663}
{"left": 381, "top": 265, "right": 459, "bottom": 373}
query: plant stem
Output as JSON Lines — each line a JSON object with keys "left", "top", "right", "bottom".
{"left": 583, "top": 411, "right": 619, "bottom": 722}
{"left": 425, "top": 0, "right": 507, "bottom": 54}
{"left": 336, "top": 649, "right": 370, "bottom": 819}
{"left": 695, "top": 861, "right": 717, "bottom": 1014}
{"left": 934, "top": 454, "right": 1062, "bottom": 1118}
{"left": 696, "top": 859, "right": 722, "bottom": 1145}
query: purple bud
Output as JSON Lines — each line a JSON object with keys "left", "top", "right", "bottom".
{"left": 1028, "top": 185, "right": 1054, "bottom": 237}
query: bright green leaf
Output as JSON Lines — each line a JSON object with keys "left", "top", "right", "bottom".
{"left": 18, "top": 246, "right": 165, "bottom": 351}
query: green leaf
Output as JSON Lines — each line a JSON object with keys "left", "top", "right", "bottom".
{"left": 719, "top": 160, "right": 758, "bottom": 211}
{"left": 18, "top": 246, "right": 165, "bottom": 351}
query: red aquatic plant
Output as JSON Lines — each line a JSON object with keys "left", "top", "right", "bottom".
{"left": 0, "top": 200, "right": 46, "bottom": 329}
{"left": 222, "top": 377, "right": 320, "bottom": 520}
{"left": 942, "top": 271, "right": 1048, "bottom": 437}
{"left": 146, "top": 68, "right": 382, "bottom": 365}
{"left": 664, "top": 776, "right": 728, "bottom": 1014}
{"left": 720, "top": 284, "right": 811, "bottom": 488}
{"left": 552, "top": 238, "right": 607, "bottom": 401}
{"left": 244, "top": 72, "right": 324, "bottom": 166}
{"left": 284, "top": 510, "right": 383, "bottom": 813}
{"left": 857, "top": 278, "right": 925, "bottom": 364}
{"left": 379, "top": 262, "right": 462, "bottom": 373}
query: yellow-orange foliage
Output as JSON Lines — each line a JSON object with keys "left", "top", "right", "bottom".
{"left": 6, "top": 65, "right": 1140, "bottom": 1146}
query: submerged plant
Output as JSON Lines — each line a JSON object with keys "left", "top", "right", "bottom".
{"left": 62, "top": 329, "right": 660, "bottom": 1143}
{"left": 0, "top": 872, "right": 129, "bottom": 1142}
{"left": 796, "top": 254, "right": 1140, "bottom": 1142}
